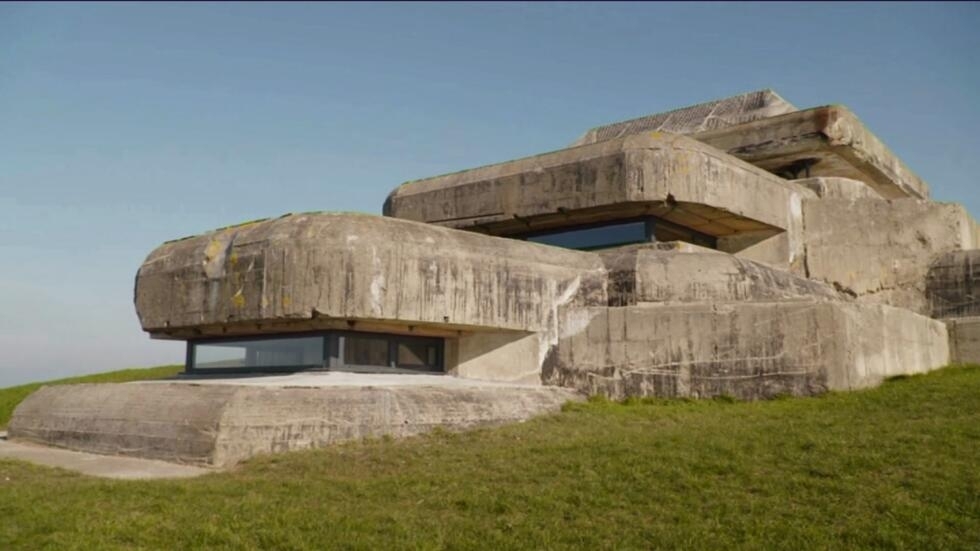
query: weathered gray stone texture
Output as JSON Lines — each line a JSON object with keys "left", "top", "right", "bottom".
{"left": 792, "top": 177, "right": 882, "bottom": 200}
{"left": 947, "top": 317, "right": 980, "bottom": 364}
{"left": 927, "top": 250, "right": 980, "bottom": 318}
{"left": 802, "top": 199, "right": 976, "bottom": 315}
{"left": 549, "top": 301, "right": 948, "bottom": 400}
{"left": 598, "top": 245, "right": 838, "bottom": 306}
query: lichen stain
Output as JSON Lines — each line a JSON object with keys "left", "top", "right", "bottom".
{"left": 232, "top": 289, "right": 246, "bottom": 308}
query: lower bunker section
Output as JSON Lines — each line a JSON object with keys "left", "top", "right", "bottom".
{"left": 547, "top": 301, "right": 950, "bottom": 401}
{"left": 7, "top": 379, "right": 582, "bottom": 468}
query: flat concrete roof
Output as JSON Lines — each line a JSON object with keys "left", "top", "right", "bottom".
{"left": 571, "top": 89, "right": 797, "bottom": 146}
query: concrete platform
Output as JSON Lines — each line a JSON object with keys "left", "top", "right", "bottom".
{"left": 696, "top": 106, "right": 930, "bottom": 199}
{"left": 0, "top": 433, "right": 209, "bottom": 479}
{"left": 8, "top": 375, "right": 583, "bottom": 468}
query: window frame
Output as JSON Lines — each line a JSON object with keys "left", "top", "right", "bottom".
{"left": 515, "top": 215, "right": 717, "bottom": 251}
{"left": 185, "top": 330, "right": 444, "bottom": 376}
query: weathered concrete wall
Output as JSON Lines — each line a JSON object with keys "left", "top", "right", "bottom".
{"left": 448, "top": 331, "right": 543, "bottom": 384}
{"left": 927, "top": 250, "right": 980, "bottom": 318}
{"left": 9, "top": 382, "right": 582, "bottom": 468}
{"left": 947, "top": 317, "right": 980, "bottom": 364}
{"left": 792, "top": 177, "right": 882, "bottom": 200}
{"left": 135, "top": 213, "right": 607, "bottom": 338}
{"left": 548, "top": 301, "right": 948, "bottom": 400}
{"left": 803, "top": 199, "right": 975, "bottom": 315}
{"left": 696, "top": 106, "right": 930, "bottom": 200}
{"left": 598, "top": 245, "right": 838, "bottom": 306}
{"left": 571, "top": 89, "right": 797, "bottom": 146}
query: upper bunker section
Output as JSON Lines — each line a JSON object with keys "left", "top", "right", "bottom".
{"left": 135, "top": 213, "right": 607, "bottom": 339}
{"left": 571, "top": 89, "right": 797, "bottom": 146}
{"left": 384, "top": 133, "right": 806, "bottom": 244}
{"left": 696, "top": 105, "right": 929, "bottom": 200}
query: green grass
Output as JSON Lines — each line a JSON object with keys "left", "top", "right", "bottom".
{"left": 0, "top": 365, "right": 182, "bottom": 429}
{"left": 1, "top": 366, "right": 979, "bottom": 550}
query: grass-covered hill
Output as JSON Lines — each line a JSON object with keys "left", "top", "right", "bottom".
{"left": 1, "top": 365, "right": 978, "bottom": 549}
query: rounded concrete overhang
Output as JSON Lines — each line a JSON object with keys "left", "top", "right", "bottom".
{"left": 135, "top": 213, "right": 607, "bottom": 339}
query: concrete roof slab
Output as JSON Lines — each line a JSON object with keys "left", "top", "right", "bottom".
{"left": 135, "top": 213, "right": 607, "bottom": 337}
{"left": 385, "top": 133, "right": 806, "bottom": 239}
{"left": 695, "top": 106, "right": 930, "bottom": 199}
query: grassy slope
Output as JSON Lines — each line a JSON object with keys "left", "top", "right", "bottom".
{"left": 0, "top": 365, "right": 182, "bottom": 429}
{"left": 0, "top": 366, "right": 978, "bottom": 550}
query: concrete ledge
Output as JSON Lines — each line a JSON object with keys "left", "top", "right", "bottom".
{"left": 598, "top": 245, "right": 838, "bottom": 306}
{"left": 385, "top": 133, "right": 807, "bottom": 241}
{"left": 550, "top": 301, "right": 948, "bottom": 400}
{"left": 8, "top": 380, "right": 582, "bottom": 468}
{"left": 696, "top": 106, "right": 930, "bottom": 199}
{"left": 792, "top": 177, "right": 882, "bottom": 200}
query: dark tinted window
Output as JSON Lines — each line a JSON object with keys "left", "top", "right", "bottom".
{"left": 344, "top": 335, "right": 390, "bottom": 367}
{"left": 397, "top": 340, "right": 439, "bottom": 369}
{"left": 189, "top": 333, "right": 444, "bottom": 373}
{"left": 526, "top": 220, "right": 648, "bottom": 250}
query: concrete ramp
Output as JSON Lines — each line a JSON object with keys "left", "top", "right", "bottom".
{"left": 8, "top": 376, "right": 582, "bottom": 468}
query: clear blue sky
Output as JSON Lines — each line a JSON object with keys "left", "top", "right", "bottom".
{"left": 1, "top": 2, "right": 978, "bottom": 386}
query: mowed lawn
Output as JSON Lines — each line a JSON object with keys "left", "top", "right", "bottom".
{"left": 1, "top": 366, "right": 978, "bottom": 550}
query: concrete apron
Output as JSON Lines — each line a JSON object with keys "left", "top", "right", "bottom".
{"left": 7, "top": 373, "right": 584, "bottom": 471}
{"left": 0, "top": 432, "right": 210, "bottom": 479}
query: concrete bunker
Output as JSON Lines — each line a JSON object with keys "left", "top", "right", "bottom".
{"left": 8, "top": 89, "right": 977, "bottom": 467}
